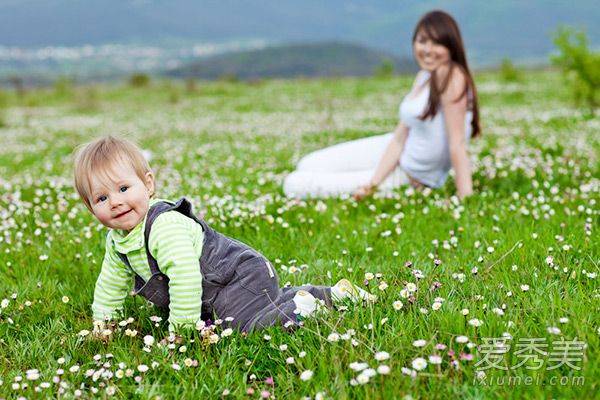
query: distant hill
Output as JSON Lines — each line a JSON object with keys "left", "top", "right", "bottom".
{"left": 1, "top": 0, "right": 598, "bottom": 84}
{"left": 165, "top": 42, "right": 417, "bottom": 80}
{"left": 0, "top": 0, "right": 598, "bottom": 66}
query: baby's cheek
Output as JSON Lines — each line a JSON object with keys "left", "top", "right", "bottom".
{"left": 93, "top": 209, "right": 110, "bottom": 225}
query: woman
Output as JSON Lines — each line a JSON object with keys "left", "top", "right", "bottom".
{"left": 283, "top": 10, "right": 480, "bottom": 200}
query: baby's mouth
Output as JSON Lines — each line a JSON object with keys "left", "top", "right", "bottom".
{"left": 115, "top": 209, "right": 132, "bottom": 218}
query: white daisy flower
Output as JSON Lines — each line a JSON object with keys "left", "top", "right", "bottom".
{"left": 143, "top": 335, "right": 154, "bottom": 347}
{"left": 300, "top": 370, "right": 313, "bottom": 381}
{"left": 456, "top": 336, "right": 469, "bottom": 344}
{"left": 377, "top": 365, "right": 391, "bottom": 375}
{"left": 411, "top": 357, "right": 427, "bottom": 371}
{"left": 137, "top": 364, "right": 149, "bottom": 373}
{"left": 428, "top": 355, "right": 442, "bottom": 365}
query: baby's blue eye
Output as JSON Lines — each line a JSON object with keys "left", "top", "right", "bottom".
{"left": 120, "top": 186, "right": 128, "bottom": 192}
{"left": 97, "top": 195, "right": 107, "bottom": 203}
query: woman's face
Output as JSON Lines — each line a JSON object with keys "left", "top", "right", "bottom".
{"left": 413, "top": 28, "right": 451, "bottom": 71}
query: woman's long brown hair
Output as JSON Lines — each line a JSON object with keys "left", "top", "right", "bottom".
{"left": 413, "top": 10, "right": 481, "bottom": 137}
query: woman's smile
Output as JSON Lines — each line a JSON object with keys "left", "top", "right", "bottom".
{"left": 413, "top": 29, "right": 451, "bottom": 72}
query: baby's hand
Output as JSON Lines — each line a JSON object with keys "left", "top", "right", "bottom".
{"left": 92, "top": 320, "right": 116, "bottom": 342}
{"left": 159, "top": 334, "right": 184, "bottom": 346}
{"left": 92, "top": 320, "right": 106, "bottom": 337}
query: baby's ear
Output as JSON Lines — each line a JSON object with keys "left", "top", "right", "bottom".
{"left": 144, "top": 171, "right": 155, "bottom": 196}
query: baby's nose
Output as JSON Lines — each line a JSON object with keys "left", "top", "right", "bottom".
{"left": 110, "top": 194, "right": 123, "bottom": 207}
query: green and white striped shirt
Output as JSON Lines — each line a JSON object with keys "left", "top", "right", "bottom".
{"left": 92, "top": 198, "right": 204, "bottom": 331}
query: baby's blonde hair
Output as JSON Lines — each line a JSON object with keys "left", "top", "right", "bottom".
{"left": 73, "top": 136, "right": 153, "bottom": 211}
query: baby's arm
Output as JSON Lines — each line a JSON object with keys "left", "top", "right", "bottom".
{"left": 91, "top": 236, "right": 133, "bottom": 325}
{"left": 149, "top": 212, "right": 204, "bottom": 332}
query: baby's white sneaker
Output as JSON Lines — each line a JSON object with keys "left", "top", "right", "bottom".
{"left": 331, "top": 279, "right": 377, "bottom": 304}
{"left": 293, "top": 290, "right": 317, "bottom": 318}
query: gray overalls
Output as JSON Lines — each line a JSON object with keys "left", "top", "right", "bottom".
{"left": 117, "top": 198, "right": 332, "bottom": 332}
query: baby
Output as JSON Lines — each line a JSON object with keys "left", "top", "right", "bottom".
{"left": 73, "top": 136, "right": 374, "bottom": 333}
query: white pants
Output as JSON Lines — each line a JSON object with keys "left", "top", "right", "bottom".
{"left": 283, "top": 133, "right": 409, "bottom": 198}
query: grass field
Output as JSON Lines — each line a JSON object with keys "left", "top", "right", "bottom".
{"left": 0, "top": 70, "right": 598, "bottom": 399}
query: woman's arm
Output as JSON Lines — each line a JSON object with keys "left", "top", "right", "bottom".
{"left": 440, "top": 67, "right": 473, "bottom": 199}
{"left": 370, "top": 121, "right": 409, "bottom": 187}
{"left": 353, "top": 122, "right": 409, "bottom": 200}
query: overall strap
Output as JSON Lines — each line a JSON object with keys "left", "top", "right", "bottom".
{"left": 143, "top": 198, "right": 202, "bottom": 275}
{"left": 116, "top": 251, "right": 146, "bottom": 289}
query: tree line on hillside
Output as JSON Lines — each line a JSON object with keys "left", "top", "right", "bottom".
{"left": 165, "top": 42, "right": 417, "bottom": 80}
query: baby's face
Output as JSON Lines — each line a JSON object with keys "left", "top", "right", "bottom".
{"left": 89, "top": 163, "right": 154, "bottom": 232}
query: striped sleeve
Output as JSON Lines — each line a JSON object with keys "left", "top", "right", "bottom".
{"left": 148, "top": 211, "right": 204, "bottom": 331}
{"left": 92, "top": 235, "right": 133, "bottom": 321}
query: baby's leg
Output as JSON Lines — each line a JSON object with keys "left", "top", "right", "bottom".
{"left": 243, "top": 285, "right": 333, "bottom": 331}
{"left": 211, "top": 256, "right": 280, "bottom": 330}
{"left": 243, "top": 296, "right": 298, "bottom": 331}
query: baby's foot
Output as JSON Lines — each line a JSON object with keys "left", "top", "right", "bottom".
{"left": 331, "top": 279, "right": 377, "bottom": 304}
{"left": 293, "top": 290, "right": 317, "bottom": 318}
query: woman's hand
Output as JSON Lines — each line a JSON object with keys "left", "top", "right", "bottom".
{"left": 358, "top": 122, "right": 409, "bottom": 201}
{"left": 353, "top": 183, "right": 376, "bottom": 201}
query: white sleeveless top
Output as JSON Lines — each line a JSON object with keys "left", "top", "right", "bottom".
{"left": 399, "top": 70, "right": 473, "bottom": 188}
